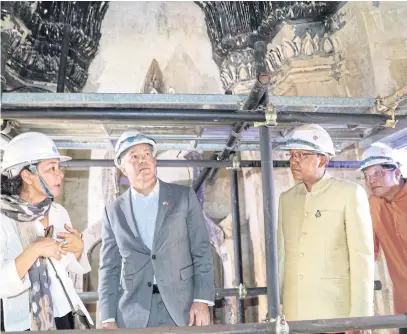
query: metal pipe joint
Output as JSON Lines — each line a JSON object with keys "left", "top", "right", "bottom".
{"left": 263, "top": 314, "right": 290, "bottom": 334}
{"left": 237, "top": 283, "right": 248, "bottom": 300}
{"left": 226, "top": 155, "right": 241, "bottom": 170}
{"left": 254, "top": 103, "right": 278, "bottom": 128}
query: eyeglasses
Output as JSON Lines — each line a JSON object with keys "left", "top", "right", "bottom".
{"left": 362, "top": 169, "right": 386, "bottom": 182}
{"left": 285, "top": 152, "right": 320, "bottom": 161}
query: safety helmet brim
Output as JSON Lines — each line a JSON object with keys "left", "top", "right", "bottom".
{"left": 357, "top": 157, "right": 399, "bottom": 172}
{"left": 275, "top": 139, "right": 335, "bottom": 157}
{"left": 1, "top": 154, "right": 72, "bottom": 177}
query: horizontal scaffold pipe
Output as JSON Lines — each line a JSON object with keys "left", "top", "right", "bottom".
{"left": 60, "top": 159, "right": 363, "bottom": 169}
{"left": 78, "top": 281, "right": 381, "bottom": 303}
{"left": 78, "top": 287, "right": 268, "bottom": 304}
{"left": 1, "top": 92, "right": 376, "bottom": 111}
{"left": 2, "top": 108, "right": 402, "bottom": 126}
{"left": 9, "top": 314, "right": 407, "bottom": 334}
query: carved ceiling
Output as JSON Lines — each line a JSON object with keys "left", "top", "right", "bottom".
{"left": 1, "top": 1, "right": 108, "bottom": 92}
{"left": 196, "top": 1, "right": 346, "bottom": 92}
{"left": 1, "top": 1, "right": 347, "bottom": 93}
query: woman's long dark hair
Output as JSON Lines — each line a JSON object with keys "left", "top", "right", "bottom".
{"left": 1, "top": 174, "right": 23, "bottom": 196}
{"left": 0, "top": 167, "right": 30, "bottom": 196}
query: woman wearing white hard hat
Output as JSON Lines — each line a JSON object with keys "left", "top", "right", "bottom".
{"left": 0, "top": 132, "right": 93, "bottom": 331}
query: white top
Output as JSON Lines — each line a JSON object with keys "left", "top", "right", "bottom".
{"left": 0, "top": 202, "right": 94, "bottom": 331}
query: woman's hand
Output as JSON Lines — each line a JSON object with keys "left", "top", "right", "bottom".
{"left": 57, "top": 224, "right": 84, "bottom": 260}
{"left": 14, "top": 238, "right": 66, "bottom": 280}
{"left": 32, "top": 237, "right": 66, "bottom": 261}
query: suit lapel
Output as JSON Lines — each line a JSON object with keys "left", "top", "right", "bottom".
{"left": 154, "top": 180, "right": 171, "bottom": 234}
{"left": 119, "top": 189, "right": 150, "bottom": 254}
{"left": 153, "top": 180, "right": 171, "bottom": 244}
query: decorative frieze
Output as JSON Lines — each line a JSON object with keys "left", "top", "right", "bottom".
{"left": 197, "top": 1, "right": 346, "bottom": 92}
{"left": 221, "top": 32, "right": 342, "bottom": 92}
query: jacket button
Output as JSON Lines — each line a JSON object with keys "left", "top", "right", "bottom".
{"left": 147, "top": 282, "right": 152, "bottom": 287}
{"left": 152, "top": 255, "right": 156, "bottom": 260}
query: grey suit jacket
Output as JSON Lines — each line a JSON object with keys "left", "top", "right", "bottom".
{"left": 98, "top": 180, "right": 215, "bottom": 328}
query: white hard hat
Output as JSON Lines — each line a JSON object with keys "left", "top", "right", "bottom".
{"left": 1, "top": 132, "right": 71, "bottom": 178}
{"left": 114, "top": 130, "right": 157, "bottom": 168}
{"left": 358, "top": 143, "right": 403, "bottom": 172}
{"left": 276, "top": 124, "right": 336, "bottom": 157}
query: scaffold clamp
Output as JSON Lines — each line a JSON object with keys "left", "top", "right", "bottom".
{"left": 276, "top": 314, "right": 289, "bottom": 334}
{"left": 254, "top": 103, "right": 278, "bottom": 127}
{"left": 226, "top": 155, "right": 241, "bottom": 170}
{"left": 263, "top": 313, "right": 289, "bottom": 334}
{"left": 238, "top": 283, "right": 247, "bottom": 300}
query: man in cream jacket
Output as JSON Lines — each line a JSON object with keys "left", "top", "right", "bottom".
{"left": 277, "top": 124, "right": 374, "bottom": 331}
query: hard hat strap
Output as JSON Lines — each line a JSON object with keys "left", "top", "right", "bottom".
{"left": 28, "top": 165, "right": 54, "bottom": 198}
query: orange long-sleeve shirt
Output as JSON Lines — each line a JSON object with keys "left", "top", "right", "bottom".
{"left": 369, "top": 181, "right": 407, "bottom": 314}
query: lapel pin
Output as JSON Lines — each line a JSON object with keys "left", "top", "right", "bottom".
{"left": 163, "top": 201, "right": 168, "bottom": 206}
{"left": 315, "top": 210, "right": 321, "bottom": 219}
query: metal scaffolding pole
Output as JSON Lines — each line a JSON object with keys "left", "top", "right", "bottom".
{"left": 259, "top": 125, "right": 280, "bottom": 322}
{"left": 79, "top": 281, "right": 381, "bottom": 304}
{"left": 1, "top": 92, "right": 378, "bottom": 111}
{"left": 60, "top": 159, "right": 364, "bottom": 169}
{"left": 193, "top": 153, "right": 219, "bottom": 191}
{"left": 204, "top": 41, "right": 270, "bottom": 183}
{"left": 10, "top": 314, "right": 407, "bottom": 334}
{"left": 78, "top": 287, "right": 268, "bottom": 304}
{"left": 1, "top": 108, "right": 397, "bottom": 126}
{"left": 0, "top": 108, "right": 264, "bottom": 123}
{"left": 230, "top": 170, "right": 245, "bottom": 323}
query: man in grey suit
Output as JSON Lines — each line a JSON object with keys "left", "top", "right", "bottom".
{"left": 99, "top": 130, "right": 215, "bottom": 329}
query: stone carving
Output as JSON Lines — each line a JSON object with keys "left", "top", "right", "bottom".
{"left": 220, "top": 32, "right": 341, "bottom": 91}
{"left": 324, "top": 11, "right": 347, "bottom": 32}
{"left": 196, "top": 1, "right": 345, "bottom": 91}
{"left": 142, "top": 59, "right": 166, "bottom": 94}
{"left": 196, "top": 1, "right": 344, "bottom": 57}
{"left": 1, "top": 1, "right": 108, "bottom": 92}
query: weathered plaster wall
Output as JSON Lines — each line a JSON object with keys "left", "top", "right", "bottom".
{"left": 359, "top": 2, "right": 407, "bottom": 96}
{"left": 83, "top": 1, "right": 223, "bottom": 94}
{"left": 60, "top": 149, "right": 91, "bottom": 233}
{"left": 334, "top": 1, "right": 407, "bottom": 97}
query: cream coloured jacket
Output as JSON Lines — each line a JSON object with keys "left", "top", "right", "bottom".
{"left": 278, "top": 172, "right": 374, "bottom": 321}
{"left": 0, "top": 203, "right": 94, "bottom": 331}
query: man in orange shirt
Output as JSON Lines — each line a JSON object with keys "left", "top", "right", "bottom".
{"left": 359, "top": 144, "right": 407, "bottom": 334}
